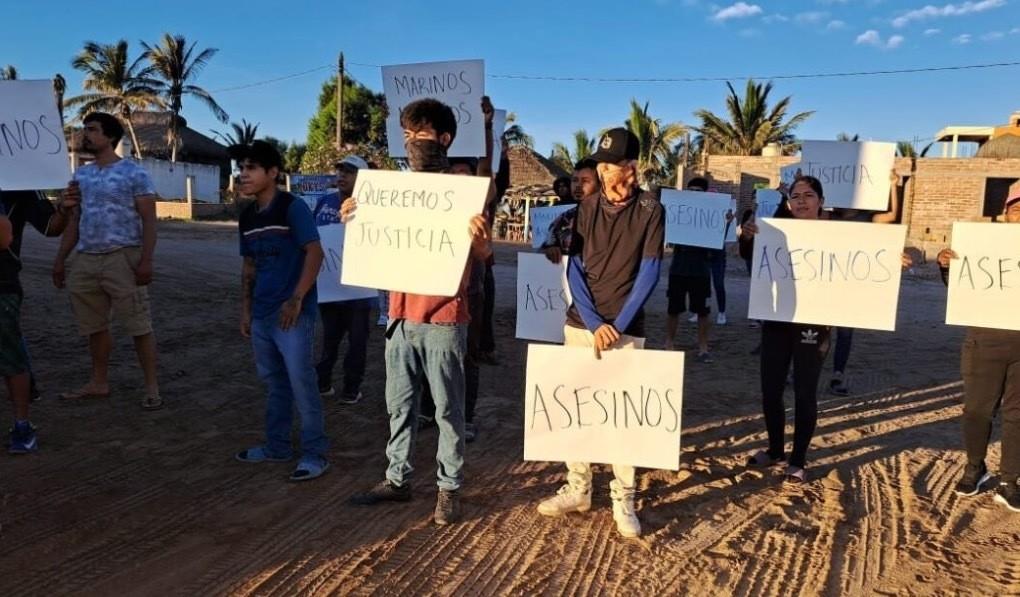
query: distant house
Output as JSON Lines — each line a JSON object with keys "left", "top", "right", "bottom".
{"left": 505, "top": 145, "right": 570, "bottom": 202}
{"left": 934, "top": 110, "right": 1020, "bottom": 158}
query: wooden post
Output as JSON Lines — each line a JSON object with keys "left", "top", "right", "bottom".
{"left": 186, "top": 175, "right": 195, "bottom": 205}
{"left": 336, "top": 52, "right": 345, "bottom": 150}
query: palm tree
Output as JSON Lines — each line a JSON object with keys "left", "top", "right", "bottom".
{"left": 550, "top": 129, "right": 596, "bottom": 171}
{"left": 694, "top": 80, "right": 813, "bottom": 156}
{"left": 142, "top": 33, "right": 229, "bottom": 162}
{"left": 503, "top": 112, "right": 534, "bottom": 149}
{"left": 896, "top": 141, "right": 916, "bottom": 158}
{"left": 66, "top": 40, "right": 164, "bottom": 159}
{"left": 53, "top": 74, "right": 66, "bottom": 123}
{"left": 0, "top": 65, "right": 17, "bottom": 80}
{"left": 625, "top": 99, "right": 686, "bottom": 186}
{"left": 836, "top": 132, "right": 860, "bottom": 142}
{"left": 212, "top": 119, "right": 259, "bottom": 146}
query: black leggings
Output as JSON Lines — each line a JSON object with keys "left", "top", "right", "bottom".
{"left": 760, "top": 322, "right": 831, "bottom": 468}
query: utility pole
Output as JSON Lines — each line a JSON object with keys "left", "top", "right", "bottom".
{"left": 336, "top": 52, "right": 345, "bottom": 150}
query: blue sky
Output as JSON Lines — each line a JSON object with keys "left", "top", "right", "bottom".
{"left": 4, "top": 0, "right": 1018, "bottom": 157}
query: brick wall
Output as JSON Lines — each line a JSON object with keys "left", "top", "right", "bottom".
{"left": 699, "top": 155, "right": 1020, "bottom": 258}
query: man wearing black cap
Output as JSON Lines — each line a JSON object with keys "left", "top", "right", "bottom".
{"left": 535, "top": 128, "right": 665, "bottom": 538}
{"left": 232, "top": 140, "right": 329, "bottom": 483}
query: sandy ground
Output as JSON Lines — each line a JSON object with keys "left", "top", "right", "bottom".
{"left": 1, "top": 220, "right": 1019, "bottom": 596}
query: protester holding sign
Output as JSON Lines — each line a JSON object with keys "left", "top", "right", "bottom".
{"left": 665, "top": 177, "right": 722, "bottom": 363}
{"left": 0, "top": 200, "right": 36, "bottom": 453}
{"left": 1, "top": 188, "right": 77, "bottom": 401}
{"left": 937, "top": 185, "right": 1020, "bottom": 512}
{"left": 540, "top": 159, "right": 598, "bottom": 264}
{"left": 233, "top": 141, "right": 329, "bottom": 483}
{"left": 739, "top": 176, "right": 832, "bottom": 484}
{"left": 346, "top": 98, "right": 492, "bottom": 526}
{"left": 535, "top": 128, "right": 664, "bottom": 538}
{"left": 313, "top": 155, "right": 373, "bottom": 404}
{"left": 827, "top": 170, "right": 904, "bottom": 397}
{"left": 52, "top": 113, "right": 163, "bottom": 411}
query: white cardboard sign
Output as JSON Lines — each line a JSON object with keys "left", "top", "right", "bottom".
{"left": 795, "top": 141, "right": 895, "bottom": 211}
{"left": 524, "top": 344, "right": 684, "bottom": 470}
{"left": 946, "top": 222, "right": 1020, "bottom": 331}
{"left": 382, "top": 60, "right": 485, "bottom": 158}
{"left": 317, "top": 224, "right": 379, "bottom": 303}
{"left": 529, "top": 204, "right": 575, "bottom": 249}
{"left": 516, "top": 253, "right": 571, "bottom": 343}
{"left": 755, "top": 189, "right": 784, "bottom": 219}
{"left": 340, "top": 169, "right": 488, "bottom": 296}
{"left": 0, "top": 80, "right": 69, "bottom": 190}
{"left": 747, "top": 218, "right": 907, "bottom": 331}
{"left": 662, "top": 189, "right": 732, "bottom": 249}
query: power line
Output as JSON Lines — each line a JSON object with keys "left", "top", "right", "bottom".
{"left": 350, "top": 59, "right": 1020, "bottom": 83}
{"left": 210, "top": 65, "right": 333, "bottom": 93}
{"left": 203, "top": 57, "right": 1020, "bottom": 96}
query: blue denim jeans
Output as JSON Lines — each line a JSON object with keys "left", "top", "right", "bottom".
{"left": 251, "top": 310, "right": 328, "bottom": 459}
{"left": 384, "top": 320, "right": 467, "bottom": 491}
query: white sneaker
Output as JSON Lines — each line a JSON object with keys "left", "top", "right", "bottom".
{"left": 716, "top": 312, "right": 728, "bottom": 325}
{"left": 609, "top": 480, "right": 641, "bottom": 538}
{"left": 687, "top": 313, "right": 698, "bottom": 323}
{"left": 537, "top": 484, "right": 592, "bottom": 516}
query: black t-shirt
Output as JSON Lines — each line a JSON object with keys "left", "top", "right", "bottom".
{"left": 0, "top": 199, "right": 22, "bottom": 294}
{"left": 0, "top": 190, "right": 55, "bottom": 258}
{"left": 566, "top": 191, "right": 665, "bottom": 335}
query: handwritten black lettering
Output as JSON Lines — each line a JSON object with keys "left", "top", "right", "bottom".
{"left": 552, "top": 384, "right": 572, "bottom": 429}
{"left": 353, "top": 221, "right": 457, "bottom": 256}
{"left": 757, "top": 245, "right": 895, "bottom": 284}
{"left": 531, "top": 385, "right": 551, "bottom": 432}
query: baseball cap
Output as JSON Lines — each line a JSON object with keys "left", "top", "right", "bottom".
{"left": 335, "top": 155, "right": 369, "bottom": 170}
{"left": 589, "top": 128, "right": 640, "bottom": 164}
{"left": 1006, "top": 188, "right": 1020, "bottom": 209}
{"left": 227, "top": 140, "right": 283, "bottom": 170}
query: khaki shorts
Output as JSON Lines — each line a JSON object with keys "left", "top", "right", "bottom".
{"left": 67, "top": 247, "right": 153, "bottom": 337}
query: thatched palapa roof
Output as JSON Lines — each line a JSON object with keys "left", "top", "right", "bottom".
{"left": 505, "top": 145, "right": 569, "bottom": 200}
{"left": 71, "top": 111, "right": 228, "bottom": 166}
{"left": 976, "top": 134, "right": 1020, "bottom": 159}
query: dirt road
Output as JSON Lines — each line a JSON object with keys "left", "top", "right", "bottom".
{"left": 1, "top": 221, "right": 1017, "bottom": 596}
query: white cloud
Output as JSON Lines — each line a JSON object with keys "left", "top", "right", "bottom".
{"left": 924, "top": 28, "right": 942, "bottom": 35}
{"left": 981, "top": 30, "right": 1005, "bottom": 39}
{"left": 763, "top": 13, "right": 790, "bottom": 23}
{"left": 796, "top": 11, "right": 830, "bottom": 24}
{"left": 856, "top": 29, "right": 883, "bottom": 44}
{"left": 738, "top": 28, "right": 761, "bottom": 37}
{"left": 827, "top": 19, "right": 847, "bottom": 29}
{"left": 856, "top": 29, "right": 906, "bottom": 48}
{"left": 953, "top": 33, "right": 973, "bottom": 43}
{"left": 892, "top": 0, "right": 1006, "bottom": 28}
{"left": 712, "top": 2, "right": 763, "bottom": 21}
{"left": 1011, "top": 27, "right": 1020, "bottom": 34}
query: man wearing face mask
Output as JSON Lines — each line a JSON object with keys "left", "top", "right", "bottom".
{"left": 345, "top": 98, "right": 493, "bottom": 526}
{"left": 535, "top": 128, "right": 665, "bottom": 538}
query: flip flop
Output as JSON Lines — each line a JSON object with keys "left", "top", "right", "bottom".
{"left": 141, "top": 393, "right": 164, "bottom": 411}
{"left": 58, "top": 387, "right": 111, "bottom": 400}
{"left": 235, "top": 446, "right": 293, "bottom": 463}
{"left": 747, "top": 450, "right": 785, "bottom": 467}
{"left": 289, "top": 457, "right": 330, "bottom": 482}
{"left": 784, "top": 465, "right": 808, "bottom": 484}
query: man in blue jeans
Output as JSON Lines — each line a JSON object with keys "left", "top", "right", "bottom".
{"left": 232, "top": 141, "right": 329, "bottom": 482}
{"left": 345, "top": 97, "right": 493, "bottom": 525}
